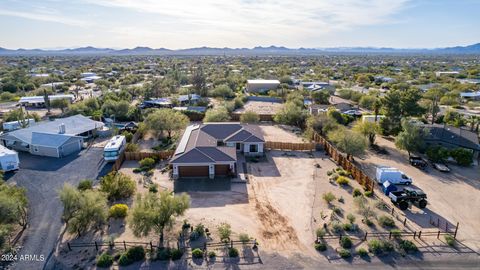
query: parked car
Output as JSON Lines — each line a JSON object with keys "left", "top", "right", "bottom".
{"left": 389, "top": 187, "right": 427, "bottom": 210}
{"left": 343, "top": 110, "right": 362, "bottom": 116}
{"left": 409, "top": 155, "right": 428, "bottom": 170}
{"left": 376, "top": 167, "right": 412, "bottom": 185}
{"left": 432, "top": 162, "right": 450, "bottom": 172}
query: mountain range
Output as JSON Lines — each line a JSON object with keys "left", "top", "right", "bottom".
{"left": 1, "top": 44, "right": 480, "bottom": 56}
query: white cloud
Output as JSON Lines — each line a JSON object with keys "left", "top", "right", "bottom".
{"left": 0, "top": 8, "right": 90, "bottom": 27}
{"left": 81, "top": 0, "right": 410, "bottom": 47}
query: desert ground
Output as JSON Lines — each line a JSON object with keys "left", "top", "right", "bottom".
{"left": 357, "top": 136, "right": 480, "bottom": 252}
{"left": 234, "top": 100, "right": 284, "bottom": 115}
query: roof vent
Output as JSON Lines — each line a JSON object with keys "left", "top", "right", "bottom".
{"left": 59, "top": 123, "right": 66, "bottom": 134}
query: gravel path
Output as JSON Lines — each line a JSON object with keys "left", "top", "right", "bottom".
{"left": 6, "top": 147, "right": 110, "bottom": 270}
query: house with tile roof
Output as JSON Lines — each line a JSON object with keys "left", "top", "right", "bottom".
{"left": 170, "top": 123, "right": 265, "bottom": 179}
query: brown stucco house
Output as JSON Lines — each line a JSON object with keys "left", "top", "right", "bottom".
{"left": 170, "top": 123, "right": 264, "bottom": 179}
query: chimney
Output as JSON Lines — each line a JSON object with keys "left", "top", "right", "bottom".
{"left": 59, "top": 123, "right": 66, "bottom": 134}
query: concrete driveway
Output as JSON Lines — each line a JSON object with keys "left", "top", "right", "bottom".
{"left": 5, "top": 147, "right": 111, "bottom": 270}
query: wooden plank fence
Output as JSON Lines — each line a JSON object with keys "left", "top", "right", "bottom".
{"left": 111, "top": 151, "right": 125, "bottom": 172}
{"left": 265, "top": 141, "right": 315, "bottom": 151}
{"left": 312, "top": 132, "right": 375, "bottom": 192}
{"left": 230, "top": 113, "right": 274, "bottom": 122}
{"left": 124, "top": 150, "right": 174, "bottom": 161}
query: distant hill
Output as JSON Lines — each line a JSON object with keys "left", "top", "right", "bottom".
{"left": 0, "top": 43, "right": 479, "bottom": 56}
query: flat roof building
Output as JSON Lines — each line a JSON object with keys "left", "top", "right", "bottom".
{"left": 246, "top": 79, "right": 280, "bottom": 93}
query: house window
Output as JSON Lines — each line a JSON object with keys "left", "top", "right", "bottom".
{"left": 217, "top": 141, "right": 225, "bottom": 146}
{"left": 236, "top": 143, "right": 241, "bottom": 150}
{"left": 249, "top": 144, "right": 258, "bottom": 153}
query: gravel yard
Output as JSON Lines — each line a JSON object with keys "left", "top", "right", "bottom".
{"left": 358, "top": 136, "right": 480, "bottom": 252}
{"left": 6, "top": 147, "right": 111, "bottom": 270}
{"left": 234, "top": 100, "right": 284, "bottom": 115}
{"left": 259, "top": 124, "right": 306, "bottom": 142}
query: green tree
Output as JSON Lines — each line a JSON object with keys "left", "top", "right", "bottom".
{"left": 395, "top": 119, "right": 428, "bottom": 156}
{"left": 144, "top": 108, "right": 190, "bottom": 139}
{"left": 209, "top": 84, "right": 234, "bottom": 98}
{"left": 51, "top": 98, "right": 70, "bottom": 113}
{"left": 359, "top": 95, "right": 377, "bottom": 110}
{"left": 191, "top": 67, "right": 207, "bottom": 96}
{"left": 327, "top": 127, "right": 367, "bottom": 160}
{"left": 99, "top": 172, "right": 136, "bottom": 201}
{"left": 353, "top": 121, "right": 380, "bottom": 145}
{"left": 450, "top": 148, "right": 473, "bottom": 166}
{"left": 400, "top": 88, "right": 424, "bottom": 117}
{"left": 204, "top": 107, "right": 231, "bottom": 122}
{"left": 101, "top": 100, "right": 131, "bottom": 121}
{"left": 423, "top": 88, "right": 442, "bottom": 124}
{"left": 311, "top": 90, "right": 330, "bottom": 105}
{"left": 128, "top": 191, "right": 190, "bottom": 246}
{"left": 58, "top": 184, "right": 108, "bottom": 236}
{"left": 0, "top": 183, "right": 28, "bottom": 228}
{"left": 381, "top": 90, "right": 402, "bottom": 134}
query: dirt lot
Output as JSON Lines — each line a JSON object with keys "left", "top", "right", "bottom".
{"left": 358, "top": 136, "right": 480, "bottom": 252}
{"left": 234, "top": 100, "right": 284, "bottom": 115}
{"left": 259, "top": 124, "right": 306, "bottom": 142}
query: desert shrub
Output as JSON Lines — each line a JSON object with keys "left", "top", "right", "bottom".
{"left": 336, "top": 168, "right": 350, "bottom": 176}
{"left": 399, "top": 240, "right": 418, "bottom": 253}
{"left": 364, "top": 190, "right": 373, "bottom": 197}
{"left": 365, "top": 219, "right": 374, "bottom": 227}
{"left": 338, "top": 196, "right": 344, "bottom": 203}
{"left": 322, "top": 192, "right": 336, "bottom": 204}
{"left": 182, "top": 220, "right": 191, "bottom": 230}
{"left": 218, "top": 223, "right": 232, "bottom": 241}
{"left": 352, "top": 188, "right": 362, "bottom": 197}
{"left": 96, "top": 252, "right": 114, "bottom": 268}
{"left": 122, "top": 131, "right": 133, "bottom": 143}
{"left": 332, "top": 206, "right": 342, "bottom": 215}
{"left": 239, "top": 233, "right": 250, "bottom": 244}
{"left": 316, "top": 228, "right": 326, "bottom": 238}
{"left": 340, "top": 236, "right": 352, "bottom": 248}
{"left": 139, "top": 157, "right": 155, "bottom": 169}
{"left": 357, "top": 247, "right": 368, "bottom": 257}
{"left": 157, "top": 248, "right": 171, "bottom": 260}
{"left": 445, "top": 235, "right": 455, "bottom": 247}
{"left": 342, "top": 223, "right": 353, "bottom": 231}
{"left": 329, "top": 173, "right": 339, "bottom": 181}
{"left": 228, "top": 247, "right": 239, "bottom": 257}
{"left": 390, "top": 229, "right": 402, "bottom": 239}
{"left": 368, "top": 239, "right": 394, "bottom": 254}
{"left": 347, "top": 213, "right": 356, "bottom": 224}
{"left": 148, "top": 183, "right": 158, "bottom": 193}
{"left": 331, "top": 221, "right": 343, "bottom": 234}
{"left": 208, "top": 251, "right": 216, "bottom": 258}
{"left": 100, "top": 172, "right": 136, "bottom": 201}
{"left": 77, "top": 179, "right": 93, "bottom": 191}
{"left": 336, "top": 176, "right": 350, "bottom": 186}
{"left": 133, "top": 168, "right": 142, "bottom": 173}
{"left": 326, "top": 170, "right": 333, "bottom": 176}
{"left": 338, "top": 249, "right": 351, "bottom": 258}
{"left": 378, "top": 215, "right": 395, "bottom": 228}
{"left": 109, "top": 204, "right": 128, "bottom": 218}
{"left": 118, "top": 252, "right": 133, "bottom": 266}
{"left": 126, "top": 246, "right": 145, "bottom": 262}
{"left": 125, "top": 143, "right": 139, "bottom": 152}
{"left": 314, "top": 242, "right": 327, "bottom": 251}
{"left": 375, "top": 201, "right": 389, "bottom": 211}
{"left": 170, "top": 248, "right": 183, "bottom": 260}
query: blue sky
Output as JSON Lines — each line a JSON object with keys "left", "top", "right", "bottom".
{"left": 0, "top": 0, "right": 479, "bottom": 49}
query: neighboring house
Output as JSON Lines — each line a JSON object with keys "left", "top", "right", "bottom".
{"left": 170, "top": 123, "right": 264, "bottom": 179}
{"left": 246, "top": 79, "right": 280, "bottom": 93}
{"left": 173, "top": 106, "right": 207, "bottom": 113}
{"left": 374, "top": 76, "right": 395, "bottom": 83}
{"left": 416, "top": 83, "right": 439, "bottom": 92}
{"left": 81, "top": 75, "right": 102, "bottom": 83}
{"left": 435, "top": 71, "right": 459, "bottom": 77}
{"left": 301, "top": 81, "right": 333, "bottom": 91}
{"left": 423, "top": 124, "right": 480, "bottom": 164}
{"left": 80, "top": 72, "right": 97, "bottom": 78}
{"left": 460, "top": 91, "right": 480, "bottom": 100}
{"left": 142, "top": 98, "right": 173, "bottom": 108}
{"left": 0, "top": 114, "right": 104, "bottom": 158}
{"left": 178, "top": 94, "right": 201, "bottom": 105}
{"left": 457, "top": 79, "right": 480, "bottom": 85}
{"left": 40, "top": 82, "right": 65, "bottom": 89}
{"left": 19, "top": 94, "right": 74, "bottom": 108}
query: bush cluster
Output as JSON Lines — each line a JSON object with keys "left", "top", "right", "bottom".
{"left": 338, "top": 249, "right": 351, "bottom": 258}
{"left": 340, "top": 236, "right": 352, "bottom": 248}
{"left": 228, "top": 247, "right": 239, "bottom": 257}
{"left": 352, "top": 188, "right": 362, "bottom": 197}
{"left": 336, "top": 176, "right": 350, "bottom": 186}
{"left": 314, "top": 242, "right": 327, "bottom": 251}
{"left": 378, "top": 215, "right": 395, "bottom": 228}
{"left": 109, "top": 204, "right": 128, "bottom": 218}
{"left": 96, "top": 252, "right": 114, "bottom": 268}
{"left": 368, "top": 239, "right": 394, "bottom": 254}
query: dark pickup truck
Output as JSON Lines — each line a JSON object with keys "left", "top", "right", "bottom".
{"left": 389, "top": 187, "right": 427, "bottom": 210}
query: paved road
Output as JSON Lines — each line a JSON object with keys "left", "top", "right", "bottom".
{"left": 5, "top": 147, "right": 111, "bottom": 270}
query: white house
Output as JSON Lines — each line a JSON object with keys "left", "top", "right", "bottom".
{"left": 246, "top": 79, "right": 280, "bottom": 93}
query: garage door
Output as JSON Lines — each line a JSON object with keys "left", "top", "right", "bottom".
{"left": 60, "top": 139, "right": 81, "bottom": 157}
{"left": 215, "top": 165, "right": 230, "bottom": 176}
{"left": 178, "top": 166, "right": 209, "bottom": 177}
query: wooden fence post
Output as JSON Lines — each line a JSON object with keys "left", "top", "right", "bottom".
{"left": 94, "top": 241, "right": 98, "bottom": 251}
{"left": 389, "top": 231, "right": 392, "bottom": 239}
{"left": 150, "top": 241, "right": 153, "bottom": 252}
{"left": 437, "top": 231, "right": 440, "bottom": 239}
{"left": 454, "top": 222, "right": 459, "bottom": 239}
{"left": 418, "top": 231, "right": 422, "bottom": 239}
{"left": 364, "top": 232, "right": 368, "bottom": 241}
{"left": 413, "top": 231, "right": 417, "bottom": 239}
{"left": 123, "top": 240, "right": 127, "bottom": 250}
{"left": 230, "top": 240, "right": 233, "bottom": 249}
{"left": 403, "top": 218, "right": 407, "bottom": 226}
{"left": 67, "top": 242, "right": 72, "bottom": 251}
{"left": 391, "top": 208, "right": 394, "bottom": 215}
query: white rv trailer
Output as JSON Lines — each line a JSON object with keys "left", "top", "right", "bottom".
{"left": 0, "top": 144, "right": 19, "bottom": 171}
{"left": 103, "top": 135, "right": 126, "bottom": 162}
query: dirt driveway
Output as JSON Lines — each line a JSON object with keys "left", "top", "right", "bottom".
{"left": 358, "top": 136, "right": 480, "bottom": 252}
{"left": 5, "top": 147, "right": 111, "bottom": 270}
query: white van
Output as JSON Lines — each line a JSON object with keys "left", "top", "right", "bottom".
{"left": 375, "top": 167, "right": 412, "bottom": 185}
{"left": 103, "top": 135, "right": 126, "bottom": 162}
